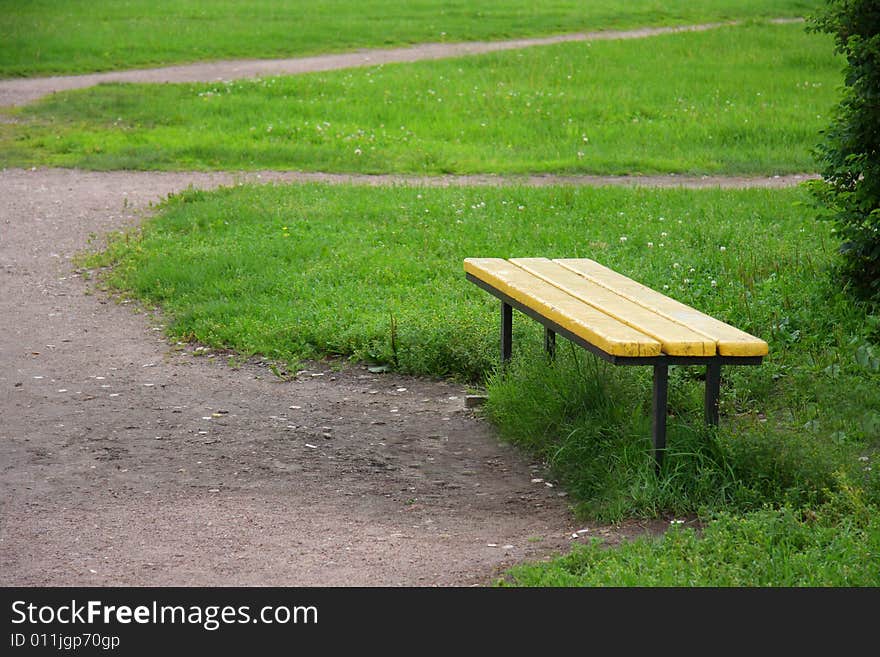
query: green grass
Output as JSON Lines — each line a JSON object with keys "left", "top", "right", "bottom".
{"left": 86, "top": 182, "right": 880, "bottom": 536}
{"left": 500, "top": 483, "right": 880, "bottom": 586}
{"left": 0, "top": 0, "right": 822, "bottom": 78}
{"left": 1, "top": 23, "right": 841, "bottom": 176}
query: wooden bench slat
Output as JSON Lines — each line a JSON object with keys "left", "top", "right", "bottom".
{"left": 555, "top": 258, "right": 769, "bottom": 357}
{"left": 464, "top": 258, "right": 662, "bottom": 357}
{"left": 511, "top": 258, "right": 717, "bottom": 356}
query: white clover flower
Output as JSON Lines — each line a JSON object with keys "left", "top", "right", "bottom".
{"left": 720, "top": 245, "right": 727, "bottom": 252}
{"left": 619, "top": 236, "right": 628, "bottom": 242}
{"left": 647, "top": 242, "right": 654, "bottom": 248}
{"left": 711, "top": 280, "right": 718, "bottom": 287}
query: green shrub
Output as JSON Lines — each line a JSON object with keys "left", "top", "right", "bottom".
{"left": 808, "top": 1, "right": 880, "bottom": 303}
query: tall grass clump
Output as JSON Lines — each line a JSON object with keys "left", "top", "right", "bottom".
{"left": 483, "top": 252, "right": 880, "bottom": 521}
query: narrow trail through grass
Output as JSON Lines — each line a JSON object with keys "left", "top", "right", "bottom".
{"left": 0, "top": 19, "right": 803, "bottom": 107}
{"left": 18, "top": 167, "right": 813, "bottom": 189}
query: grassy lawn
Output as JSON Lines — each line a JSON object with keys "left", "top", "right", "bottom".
{"left": 0, "top": 0, "right": 822, "bottom": 78}
{"left": 2, "top": 22, "right": 840, "bottom": 176}
{"left": 89, "top": 183, "right": 806, "bottom": 379}
{"left": 501, "top": 497, "right": 880, "bottom": 585}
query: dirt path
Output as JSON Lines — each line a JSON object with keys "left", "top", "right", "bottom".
{"left": 0, "top": 167, "right": 676, "bottom": 587}
{"left": 0, "top": 19, "right": 802, "bottom": 108}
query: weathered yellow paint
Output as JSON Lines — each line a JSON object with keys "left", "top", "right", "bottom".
{"left": 464, "top": 258, "right": 662, "bottom": 357}
{"left": 555, "top": 258, "right": 769, "bottom": 357}
{"left": 511, "top": 258, "right": 716, "bottom": 356}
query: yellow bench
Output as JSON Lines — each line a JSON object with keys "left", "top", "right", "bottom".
{"left": 464, "top": 257, "right": 768, "bottom": 469}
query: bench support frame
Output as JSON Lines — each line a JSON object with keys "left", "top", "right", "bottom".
{"left": 652, "top": 364, "right": 669, "bottom": 470}
{"left": 468, "top": 273, "right": 762, "bottom": 471}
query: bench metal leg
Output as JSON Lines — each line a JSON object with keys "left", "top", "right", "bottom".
{"left": 652, "top": 364, "right": 668, "bottom": 472}
{"left": 544, "top": 327, "right": 556, "bottom": 360}
{"left": 705, "top": 363, "right": 721, "bottom": 426}
{"left": 501, "top": 301, "right": 512, "bottom": 363}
